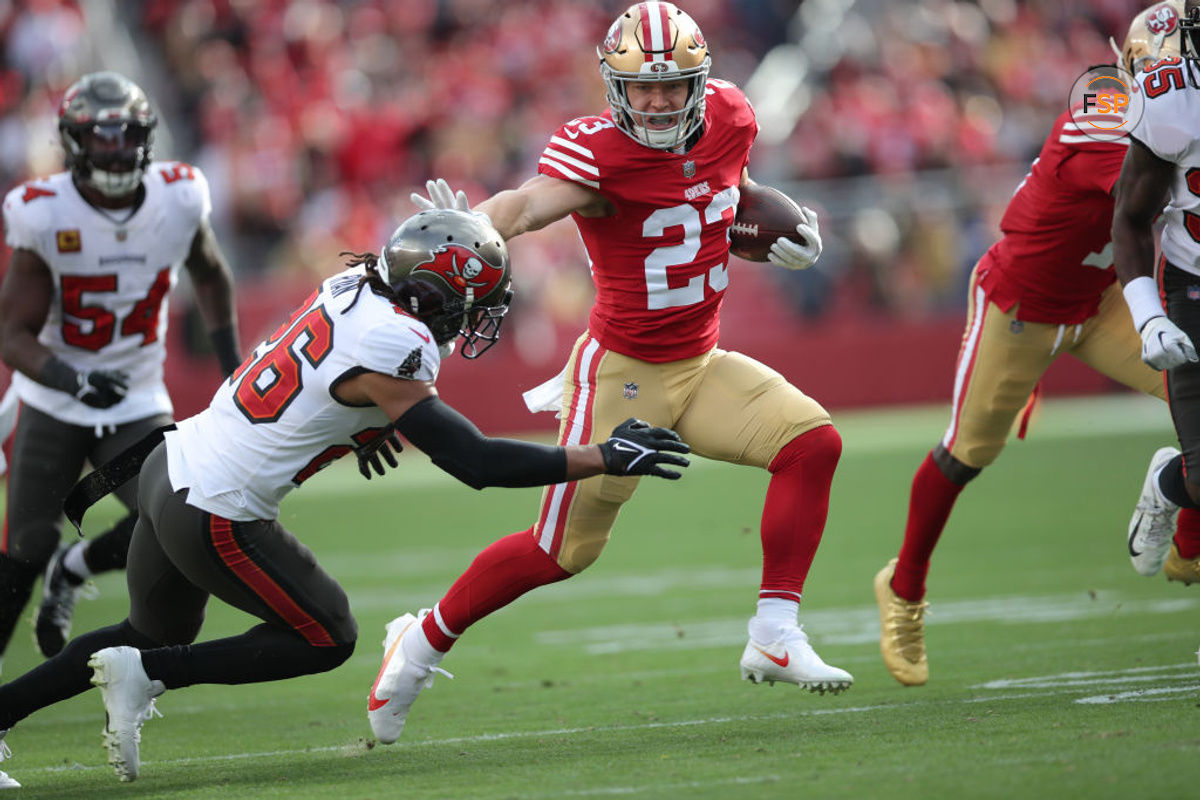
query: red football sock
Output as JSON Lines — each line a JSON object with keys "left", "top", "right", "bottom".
{"left": 1175, "top": 507, "right": 1200, "bottom": 560}
{"left": 421, "top": 528, "right": 571, "bottom": 652}
{"left": 758, "top": 425, "right": 842, "bottom": 601}
{"left": 892, "top": 451, "right": 966, "bottom": 602}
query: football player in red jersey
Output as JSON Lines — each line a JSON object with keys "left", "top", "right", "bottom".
{"left": 0, "top": 72, "right": 241, "bottom": 667}
{"left": 874, "top": 1, "right": 1200, "bottom": 688}
{"left": 367, "top": 1, "right": 848, "bottom": 747}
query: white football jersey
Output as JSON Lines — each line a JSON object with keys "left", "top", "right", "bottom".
{"left": 2, "top": 162, "right": 211, "bottom": 425}
{"left": 165, "top": 266, "right": 442, "bottom": 521}
{"left": 1129, "top": 60, "right": 1200, "bottom": 276}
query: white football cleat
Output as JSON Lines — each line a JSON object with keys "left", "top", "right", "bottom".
{"left": 1128, "top": 447, "right": 1181, "bottom": 577}
{"left": 0, "top": 730, "right": 19, "bottom": 789}
{"left": 740, "top": 625, "right": 852, "bottom": 694}
{"left": 368, "top": 610, "right": 452, "bottom": 744}
{"left": 88, "top": 646, "right": 164, "bottom": 782}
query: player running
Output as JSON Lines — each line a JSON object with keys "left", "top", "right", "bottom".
{"left": 369, "top": 1, "right": 846, "bottom": 748}
{"left": 875, "top": 0, "right": 1200, "bottom": 687}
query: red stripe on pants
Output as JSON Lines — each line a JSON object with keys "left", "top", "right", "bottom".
{"left": 207, "top": 515, "right": 336, "bottom": 646}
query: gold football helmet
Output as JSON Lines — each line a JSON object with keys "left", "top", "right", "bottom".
{"left": 1117, "top": 0, "right": 1184, "bottom": 74}
{"left": 598, "top": 1, "right": 710, "bottom": 149}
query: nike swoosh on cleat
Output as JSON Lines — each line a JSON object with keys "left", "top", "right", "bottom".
{"left": 368, "top": 621, "right": 416, "bottom": 711}
{"left": 1128, "top": 513, "right": 1144, "bottom": 557}
{"left": 753, "top": 645, "right": 789, "bottom": 667}
{"left": 367, "top": 689, "right": 389, "bottom": 712}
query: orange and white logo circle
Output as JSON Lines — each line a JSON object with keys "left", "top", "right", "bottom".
{"left": 1067, "top": 65, "right": 1145, "bottom": 141}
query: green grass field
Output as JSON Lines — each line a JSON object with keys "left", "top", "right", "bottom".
{"left": 1, "top": 393, "right": 1197, "bottom": 799}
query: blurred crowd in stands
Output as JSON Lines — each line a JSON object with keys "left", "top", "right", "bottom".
{"left": 0, "top": 0, "right": 1159, "bottom": 339}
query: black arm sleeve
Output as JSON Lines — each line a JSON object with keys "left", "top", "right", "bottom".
{"left": 393, "top": 396, "right": 569, "bottom": 491}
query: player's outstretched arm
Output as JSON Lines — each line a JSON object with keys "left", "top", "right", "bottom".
{"left": 394, "top": 397, "right": 689, "bottom": 490}
{"left": 338, "top": 361, "right": 689, "bottom": 489}
{"left": 413, "top": 175, "right": 606, "bottom": 241}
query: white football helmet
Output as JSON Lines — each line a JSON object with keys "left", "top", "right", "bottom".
{"left": 598, "top": 2, "right": 710, "bottom": 150}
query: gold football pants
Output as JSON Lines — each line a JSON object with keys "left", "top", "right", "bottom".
{"left": 534, "top": 333, "right": 831, "bottom": 573}
{"left": 943, "top": 264, "right": 1164, "bottom": 469}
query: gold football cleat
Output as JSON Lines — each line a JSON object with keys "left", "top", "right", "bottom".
{"left": 874, "top": 558, "right": 930, "bottom": 686}
{"left": 1164, "top": 544, "right": 1200, "bottom": 585}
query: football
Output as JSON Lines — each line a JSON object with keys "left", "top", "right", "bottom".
{"left": 728, "top": 184, "right": 807, "bottom": 262}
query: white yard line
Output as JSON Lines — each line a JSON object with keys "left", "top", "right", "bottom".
{"left": 531, "top": 591, "right": 1200, "bottom": 654}
{"left": 27, "top": 658, "right": 1199, "bottom": 779}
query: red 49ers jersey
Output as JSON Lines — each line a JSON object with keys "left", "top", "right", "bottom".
{"left": 537, "top": 79, "right": 757, "bottom": 362}
{"left": 977, "top": 107, "right": 1129, "bottom": 323}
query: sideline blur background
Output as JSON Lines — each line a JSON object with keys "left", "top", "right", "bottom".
{"left": 0, "top": 0, "right": 1153, "bottom": 430}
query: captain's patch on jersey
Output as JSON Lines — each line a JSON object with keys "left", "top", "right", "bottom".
{"left": 56, "top": 229, "right": 81, "bottom": 252}
{"left": 396, "top": 347, "right": 423, "bottom": 379}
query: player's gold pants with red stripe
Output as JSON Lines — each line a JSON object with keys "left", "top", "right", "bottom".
{"left": 943, "top": 263, "right": 1164, "bottom": 469}
{"left": 535, "top": 333, "right": 831, "bottom": 573}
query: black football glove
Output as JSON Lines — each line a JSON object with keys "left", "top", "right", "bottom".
{"left": 76, "top": 370, "right": 130, "bottom": 409}
{"left": 598, "top": 418, "right": 690, "bottom": 480}
{"left": 356, "top": 425, "right": 404, "bottom": 480}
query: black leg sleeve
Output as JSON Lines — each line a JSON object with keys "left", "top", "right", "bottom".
{"left": 139, "top": 623, "right": 355, "bottom": 690}
{"left": 82, "top": 513, "right": 138, "bottom": 573}
{"left": 0, "top": 619, "right": 158, "bottom": 730}
{"left": 0, "top": 554, "right": 42, "bottom": 657}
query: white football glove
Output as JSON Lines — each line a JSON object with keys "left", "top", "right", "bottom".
{"left": 410, "top": 178, "right": 470, "bottom": 212}
{"left": 767, "top": 207, "right": 822, "bottom": 270}
{"left": 1140, "top": 315, "right": 1199, "bottom": 370}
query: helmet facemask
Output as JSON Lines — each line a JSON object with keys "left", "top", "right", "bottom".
{"left": 600, "top": 63, "right": 709, "bottom": 150}
{"left": 599, "top": 2, "right": 711, "bottom": 150}
{"left": 1182, "top": 2, "right": 1200, "bottom": 86}
{"left": 61, "top": 121, "right": 154, "bottom": 198}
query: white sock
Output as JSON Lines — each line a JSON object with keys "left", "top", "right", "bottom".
{"left": 62, "top": 541, "right": 91, "bottom": 579}
{"left": 748, "top": 597, "right": 799, "bottom": 643}
{"left": 401, "top": 618, "right": 445, "bottom": 668}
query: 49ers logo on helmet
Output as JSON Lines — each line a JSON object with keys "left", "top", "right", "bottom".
{"left": 414, "top": 244, "right": 503, "bottom": 298}
{"left": 1147, "top": 3, "right": 1179, "bottom": 35}
{"left": 603, "top": 19, "right": 621, "bottom": 53}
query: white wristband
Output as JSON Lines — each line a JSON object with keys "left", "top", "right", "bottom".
{"left": 1123, "top": 275, "right": 1165, "bottom": 332}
